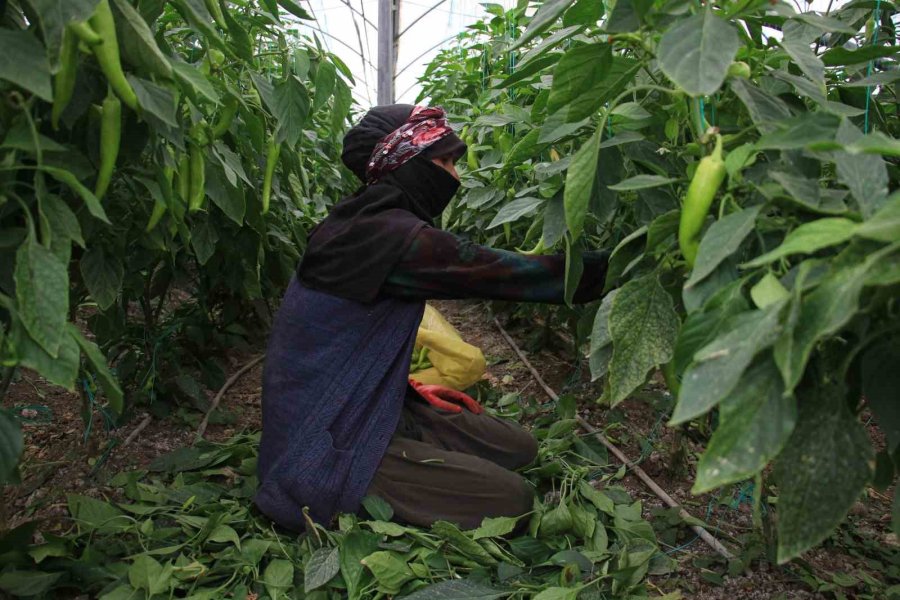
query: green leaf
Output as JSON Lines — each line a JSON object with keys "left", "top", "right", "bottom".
{"left": 364, "top": 520, "right": 408, "bottom": 536}
{"left": 607, "top": 275, "right": 679, "bottom": 406}
{"left": 775, "top": 377, "right": 872, "bottom": 563}
{"left": 774, "top": 266, "right": 868, "bottom": 391}
{"left": 564, "top": 130, "right": 601, "bottom": 241}
{"left": 821, "top": 44, "right": 900, "bottom": 66}
{"left": 588, "top": 289, "right": 618, "bottom": 381}
{"left": 69, "top": 325, "right": 123, "bottom": 413}
{"left": 729, "top": 79, "right": 792, "bottom": 133}
{"left": 80, "top": 246, "right": 123, "bottom": 311}
{"left": 190, "top": 215, "right": 219, "bottom": 266}
{"left": 12, "top": 312, "right": 79, "bottom": 390}
{"left": 488, "top": 197, "right": 544, "bottom": 229}
{"left": 361, "top": 495, "right": 393, "bottom": 521}
{"left": 170, "top": 60, "right": 220, "bottom": 105}
{"left": 305, "top": 546, "right": 340, "bottom": 592}
{"left": 856, "top": 192, "right": 900, "bottom": 243}
{"left": 608, "top": 174, "right": 677, "bottom": 191}
{"left": 534, "top": 587, "right": 579, "bottom": 600}
{"left": 671, "top": 304, "right": 783, "bottom": 424}
{"left": 128, "top": 76, "right": 178, "bottom": 127}
{"left": 694, "top": 358, "right": 796, "bottom": 493}
{"left": 833, "top": 118, "right": 889, "bottom": 218}
{"left": 750, "top": 273, "right": 789, "bottom": 309}
{"left": 547, "top": 43, "right": 612, "bottom": 123}
{"left": 579, "top": 480, "right": 615, "bottom": 515}
{"left": 472, "top": 516, "right": 519, "bottom": 539}
{"left": 0, "top": 571, "right": 63, "bottom": 597}
{"left": 68, "top": 494, "right": 130, "bottom": 533}
{"left": 401, "top": 578, "right": 507, "bottom": 600}
{"left": 563, "top": 0, "right": 604, "bottom": 27}
{"left": 111, "top": 0, "right": 173, "bottom": 79}
{"left": 512, "top": 0, "right": 578, "bottom": 49}
{"left": 15, "top": 237, "right": 68, "bottom": 357}
{"left": 757, "top": 112, "right": 841, "bottom": 151}
{"left": 779, "top": 36, "right": 824, "bottom": 89}
{"left": 743, "top": 218, "right": 858, "bottom": 268}
{"left": 498, "top": 53, "right": 560, "bottom": 89}
{"left": 432, "top": 521, "right": 496, "bottom": 563}
{"left": 208, "top": 524, "right": 241, "bottom": 549}
{"left": 539, "top": 501, "right": 574, "bottom": 537}
{"left": 128, "top": 554, "right": 172, "bottom": 595}
{"left": 0, "top": 410, "right": 23, "bottom": 484}
{"left": 861, "top": 341, "right": 900, "bottom": 454}
{"left": 42, "top": 166, "right": 110, "bottom": 224}
{"left": 313, "top": 61, "right": 336, "bottom": 112}
{"left": 686, "top": 206, "right": 761, "bottom": 289}
{"left": 26, "top": 0, "right": 99, "bottom": 68}
{"left": 563, "top": 236, "right": 583, "bottom": 307}
{"left": 361, "top": 551, "right": 415, "bottom": 594}
{"left": 340, "top": 530, "right": 380, "bottom": 600}
{"left": 277, "top": 0, "right": 314, "bottom": 20}
{"left": 273, "top": 76, "right": 310, "bottom": 147}
{"left": 0, "top": 29, "right": 52, "bottom": 100}
{"left": 657, "top": 11, "right": 739, "bottom": 96}
{"left": 263, "top": 558, "right": 294, "bottom": 599}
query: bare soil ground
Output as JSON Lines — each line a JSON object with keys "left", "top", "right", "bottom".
{"left": 3, "top": 299, "right": 897, "bottom": 599}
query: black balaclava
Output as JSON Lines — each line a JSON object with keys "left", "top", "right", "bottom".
{"left": 298, "top": 104, "right": 464, "bottom": 303}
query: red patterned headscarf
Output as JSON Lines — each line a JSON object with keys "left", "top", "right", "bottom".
{"left": 365, "top": 106, "right": 455, "bottom": 184}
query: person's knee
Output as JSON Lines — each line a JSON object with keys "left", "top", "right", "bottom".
{"left": 507, "top": 429, "right": 538, "bottom": 470}
{"left": 508, "top": 474, "right": 536, "bottom": 517}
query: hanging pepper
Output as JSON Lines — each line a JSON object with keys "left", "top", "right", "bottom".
{"left": 94, "top": 88, "right": 121, "bottom": 200}
{"left": 678, "top": 134, "right": 726, "bottom": 268}
{"left": 211, "top": 97, "right": 238, "bottom": 139}
{"left": 52, "top": 26, "right": 80, "bottom": 130}
{"left": 88, "top": 0, "right": 139, "bottom": 111}
{"left": 204, "top": 0, "right": 227, "bottom": 29}
{"left": 147, "top": 166, "right": 174, "bottom": 232}
{"left": 176, "top": 154, "right": 191, "bottom": 204}
{"left": 261, "top": 133, "right": 281, "bottom": 214}
{"left": 69, "top": 21, "right": 103, "bottom": 46}
{"left": 188, "top": 143, "right": 206, "bottom": 212}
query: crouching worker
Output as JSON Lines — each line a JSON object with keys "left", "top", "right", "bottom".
{"left": 255, "top": 105, "right": 609, "bottom": 532}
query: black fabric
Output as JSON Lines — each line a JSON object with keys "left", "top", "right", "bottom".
{"left": 422, "top": 134, "right": 467, "bottom": 162}
{"left": 298, "top": 105, "right": 462, "bottom": 303}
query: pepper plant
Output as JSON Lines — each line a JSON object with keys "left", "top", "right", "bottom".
{"left": 0, "top": 0, "right": 355, "bottom": 484}
{"left": 422, "top": 0, "right": 900, "bottom": 563}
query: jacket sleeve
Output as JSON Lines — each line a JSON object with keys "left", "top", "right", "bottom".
{"left": 381, "top": 227, "right": 609, "bottom": 304}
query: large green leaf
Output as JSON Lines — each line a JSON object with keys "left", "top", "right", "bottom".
{"left": 263, "top": 559, "right": 294, "bottom": 599}
{"left": 273, "top": 76, "right": 310, "bottom": 147}
{"left": 0, "top": 410, "right": 23, "bottom": 485}
{"left": 69, "top": 325, "right": 123, "bottom": 414}
{"left": 856, "top": 192, "right": 900, "bottom": 243}
{"left": 657, "top": 11, "right": 739, "bottom": 97}
{"left": 729, "top": 79, "right": 792, "bottom": 133}
{"left": 512, "top": 0, "right": 578, "bottom": 49}
{"left": 171, "top": 60, "right": 220, "bottom": 105}
{"left": 822, "top": 44, "right": 900, "bottom": 66}
{"left": 862, "top": 340, "right": 900, "bottom": 454}
{"left": 25, "top": 0, "right": 99, "bottom": 68}
{"left": 111, "top": 0, "right": 173, "bottom": 79}
{"left": 488, "top": 197, "right": 544, "bottom": 229}
{"left": 15, "top": 237, "right": 68, "bottom": 357}
{"left": 401, "top": 578, "right": 508, "bottom": 600}
{"left": 0, "top": 29, "right": 52, "bottom": 102}
{"left": 588, "top": 289, "right": 618, "bottom": 381}
{"left": 498, "top": 54, "right": 561, "bottom": 89}
{"left": 68, "top": 494, "right": 130, "bottom": 533}
{"left": 340, "top": 530, "right": 380, "bottom": 600}
{"left": 12, "top": 312, "right": 79, "bottom": 390}
{"left": 361, "top": 551, "right": 415, "bottom": 594}
{"left": 743, "top": 218, "right": 858, "bottom": 268}
{"left": 607, "top": 275, "right": 679, "bottom": 406}
{"left": 564, "top": 130, "right": 601, "bottom": 241}
{"left": 304, "top": 546, "right": 340, "bottom": 592}
{"left": 129, "top": 555, "right": 173, "bottom": 596}
{"left": 563, "top": 236, "right": 583, "bottom": 307}
{"left": 774, "top": 376, "right": 872, "bottom": 563}
{"left": 313, "top": 61, "right": 336, "bottom": 112}
{"left": 671, "top": 304, "right": 783, "bottom": 424}
{"left": 834, "top": 118, "right": 889, "bottom": 218}
{"left": 608, "top": 174, "right": 677, "bottom": 191}
{"left": 191, "top": 216, "right": 219, "bottom": 265}
{"left": 694, "top": 357, "right": 796, "bottom": 493}
{"left": 128, "top": 76, "right": 178, "bottom": 127}
{"left": 773, "top": 265, "right": 867, "bottom": 391}
{"left": 80, "top": 247, "right": 123, "bottom": 311}
{"left": 686, "top": 206, "right": 761, "bottom": 288}
{"left": 0, "top": 571, "right": 63, "bottom": 597}
{"left": 546, "top": 43, "right": 612, "bottom": 123}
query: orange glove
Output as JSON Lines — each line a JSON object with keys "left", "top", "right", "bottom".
{"left": 409, "top": 379, "right": 483, "bottom": 414}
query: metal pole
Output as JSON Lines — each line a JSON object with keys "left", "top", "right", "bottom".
{"left": 377, "top": 0, "right": 395, "bottom": 105}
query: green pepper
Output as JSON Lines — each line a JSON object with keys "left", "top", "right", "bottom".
{"left": 176, "top": 154, "right": 191, "bottom": 204}
{"left": 89, "top": 0, "right": 139, "bottom": 111}
{"left": 187, "top": 143, "right": 206, "bottom": 212}
{"left": 261, "top": 134, "right": 281, "bottom": 214}
{"left": 727, "top": 61, "right": 751, "bottom": 79}
{"left": 69, "top": 21, "right": 103, "bottom": 46}
{"left": 52, "top": 26, "right": 80, "bottom": 130}
{"left": 211, "top": 97, "right": 238, "bottom": 139}
{"left": 678, "top": 134, "right": 726, "bottom": 268}
{"left": 94, "top": 89, "right": 121, "bottom": 200}
{"left": 204, "top": 0, "right": 227, "bottom": 29}
{"left": 147, "top": 166, "right": 173, "bottom": 232}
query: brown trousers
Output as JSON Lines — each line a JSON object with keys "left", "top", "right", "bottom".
{"left": 367, "top": 399, "right": 538, "bottom": 530}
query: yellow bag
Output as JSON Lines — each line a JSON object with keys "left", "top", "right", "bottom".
{"left": 409, "top": 304, "right": 486, "bottom": 390}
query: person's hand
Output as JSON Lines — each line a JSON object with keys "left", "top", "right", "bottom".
{"left": 408, "top": 379, "right": 483, "bottom": 414}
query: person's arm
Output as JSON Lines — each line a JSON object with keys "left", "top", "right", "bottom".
{"left": 381, "top": 227, "right": 609, "bottom": 304}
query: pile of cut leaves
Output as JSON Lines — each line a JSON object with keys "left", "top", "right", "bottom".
{"left": 0, "top": 399, "right": 683, "bottom": 599}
